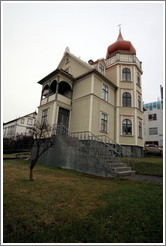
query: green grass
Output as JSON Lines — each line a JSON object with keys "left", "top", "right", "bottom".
{"left": 3, "top": 159, "right": 163, "bottom": 243}
{"left": 134, "top": 155, "right": 163, "bottom": 176}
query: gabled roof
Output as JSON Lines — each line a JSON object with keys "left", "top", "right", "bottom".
{"left": 57, "top": 47, "right": 93, "bottom": 70}
{"left": 4, "top": 112, "right": 37, "bottom": 125}
{"left": 37, "top": 68, "right": 73, "bottom": 85}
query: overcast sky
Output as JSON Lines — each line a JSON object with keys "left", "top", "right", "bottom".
{"left": 2, "top": 1, "right": 164, "bottom": 123}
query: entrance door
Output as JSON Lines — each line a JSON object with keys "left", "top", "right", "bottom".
{"left": 57, "top": 107, "right": 70, "bottom": 134}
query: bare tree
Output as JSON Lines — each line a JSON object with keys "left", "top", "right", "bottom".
{"left": 30, "top": 122, "right": 56, "bottom": 181}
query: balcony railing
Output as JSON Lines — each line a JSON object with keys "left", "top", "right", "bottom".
{"left": 106, "top": 53, "right": 142, "bottom": 71}
{"left": 41, "top": 93, "right": 71, "bottom": 106}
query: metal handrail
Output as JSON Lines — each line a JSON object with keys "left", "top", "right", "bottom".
{"left": 96, "top": 134, "right": 136, "bottom": 158}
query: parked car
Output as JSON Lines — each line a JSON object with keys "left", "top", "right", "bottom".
{"left": 144, "top": 144, "right": 163, "bottom": 155}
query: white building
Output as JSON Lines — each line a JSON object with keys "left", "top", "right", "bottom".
{"left": 3, "top": 112, "right": 37, "bottom": 139}
{"left": 143, "top": 100, "right": 163, "bottom": 147}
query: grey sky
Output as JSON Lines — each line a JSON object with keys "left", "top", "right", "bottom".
{"left": 2, "top": 1, "right": 164, "bottom": 122}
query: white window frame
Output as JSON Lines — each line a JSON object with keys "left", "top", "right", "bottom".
{"left": 27, "top": 118, "right": 33, "bottom": 125}
{"left": 102, "top": 83, "right": 108, "bottom": 102}
{"left": 98, "top": 63, "right": 105, "bottom": 75}
{"left": 41, "top": 109, "right": 48, "bottom": 125}
{"left": 100, "top": 112, "right": 108, "bottom": 133}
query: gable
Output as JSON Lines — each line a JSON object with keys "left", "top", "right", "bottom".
{"left": 58, "top": 48, "right": 92, "bottom": 78}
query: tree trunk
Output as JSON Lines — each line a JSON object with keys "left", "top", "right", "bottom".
{"left": 30, "top": 168, "right": 34, "bottom": 181}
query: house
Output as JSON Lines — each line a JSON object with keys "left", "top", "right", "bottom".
{"left": 143, "top": 87, "right": 163, "bottom": 147}
{"left": 36, "top": 29, "right": 144, "bottom": 157}
{"left": 3, "top": 112, "right": 37, "bottom": 139}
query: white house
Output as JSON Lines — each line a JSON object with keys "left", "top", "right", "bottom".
{"left": 143, "top": 100, "right": 163, "bottom": 147}
{"left": 3, "top": 112, "right": 37, "bottom": 139}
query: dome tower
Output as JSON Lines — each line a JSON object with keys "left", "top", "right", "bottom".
{"left": 106, "top": 29, "right": 136, "bottom": 59}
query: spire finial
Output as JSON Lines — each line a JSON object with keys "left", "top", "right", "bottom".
{"left": 118, "top": 24, "right": 121, "bottom": 33}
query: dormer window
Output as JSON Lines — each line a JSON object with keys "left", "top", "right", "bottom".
{"left": 99, "top": 63, "right": 104, "bottom": 75}
{"left": 65, "top": 56, "right": 70, "bottom": 64}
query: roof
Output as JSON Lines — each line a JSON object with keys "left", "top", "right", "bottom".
{"left": 3, "top": 111, "right": 37, "bottom": 125}
{"left": 106, "top": 30, "right": 136, "bottom": 59}
{"left": 75, "top": 69, "right": 117, "bottom": 89}
{"left": 37, "top": 68, "right": 73, "bottom": 85}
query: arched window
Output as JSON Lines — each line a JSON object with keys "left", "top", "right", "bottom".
{"left": 137, "top": 73, "right": 140, "bottom": 86}
{"left": 122, "top": 119, "right": 132, "bottom": 135}
{"left": 138, "top": 95, "right": 141, "bottom": 110}
{"left": 58, "top": 81, "right": 72, "bottom": 99}
{"left": 122, "top": 68, "right": 131, "bottom": 81}
{"left": 50, "top": 80, "right": 57, "bottom": 95}
{"left": 138, "top": 121, "right": 142, "bottom": 138}
{"left": 122, "top": 92, "right": 131, "bottom": 107}
{"left": 42, "top": 84, "right": 49, "bottom": 98}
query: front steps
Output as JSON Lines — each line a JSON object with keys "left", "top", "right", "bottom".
{"left": 62, "top": 135, "right": 135, "bottom": 177}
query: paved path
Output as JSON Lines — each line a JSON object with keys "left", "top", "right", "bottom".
{"left": 122, "top": 174, "right": 163, "bottom": 185}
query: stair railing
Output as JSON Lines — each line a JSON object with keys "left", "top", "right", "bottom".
{"left": 96, "top": 135, "right": 136, "bottom": 170}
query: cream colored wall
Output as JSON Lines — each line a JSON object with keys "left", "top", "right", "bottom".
{"left": 105, "top": 66, "right": 117, "bottom": 86}
{"left": 73, "top": 76, "right": 91, "bottom": 100}
{"left": 62, "top": 55, "right": 90, "bottom": 78}
{"left": 37, "top": 102, "right": 54, "bottom": 125}
{"left": 91, "top": 96, "right": 115, "bottom": 140}
{"left": 70, "top": 97, "right": 90, "bottom": 133}
{"left": 93, "top": 75, "right": 115, "bottom": 106}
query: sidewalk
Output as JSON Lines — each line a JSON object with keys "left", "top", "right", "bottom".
{"left": 122, "top": 174, "right": 163, "bottom": 185}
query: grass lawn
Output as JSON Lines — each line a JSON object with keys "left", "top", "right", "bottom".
{"left": 133, "top": 155, "right": 163, "bottom": 176}
{"left": 3, "top": 159, "right": 163, "bottom": 243}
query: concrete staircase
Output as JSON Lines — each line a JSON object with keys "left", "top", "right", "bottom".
{"left": 61, "top": 133, "right": 135, "bottom": 177}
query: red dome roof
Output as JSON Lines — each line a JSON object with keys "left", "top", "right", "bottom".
{"left": 106, "top": 31, "right": 136, "bottom": 59}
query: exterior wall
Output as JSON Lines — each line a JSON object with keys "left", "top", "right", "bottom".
{"left": 37, "top": 102, "right": 54, "bottom": 125}
{"left": 143, "top": 103, "right": 163, "bottom": 147}
{"left": 93, "top": 75, "right": 115, "bottom": 106}
{"left": 70, "top": 97, "right": 90, "bottom": 133}
{"left": 72, "top": 76, "right": 91, "bottom": 100}
{"left": 60, "top": 55, "right": 90, "bottom": 78}
{"left": 105, "top": 66, "right": 117, "bottom": 86}
{"left": 91, "top": 96, "right": 115, "bottom": 140}
{"left": 105, "top": 54, "right": 144, "bottom": 149}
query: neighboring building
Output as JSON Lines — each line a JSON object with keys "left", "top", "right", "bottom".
{"left": 36, "top": 30, "right": 144, "bottom": 156}
{"left": 143, "top": 96, "right": 163, "bottom": 147}
{"left": 3, "top": 112, "right": 37, "bottom": 139}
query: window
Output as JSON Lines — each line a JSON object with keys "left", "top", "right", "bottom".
{"left": 101, "top": 113, "right": 108, "bottom": 132}
{"left": 122, "top": 68, "right": 131, "bottom": 81}
{"left": 102, "top": 84, "right": 108, "bottom": 101}
{"left": 138, "top": 121, "right": 142, "bottom": 138}
{"left": 99, "top": 63, "right": 104, "bottom": 75}
{"left": 122, "top": 92, "right": 131, "bottom": 107}
{"left": 41, "top": 109, "right": 48, "bottom": 125}
{"left": 65, "top": 67, "right": 70, "bottom": 73}
{"left": 137, "top": 73, "right": 140, "bottom": 86}
{"left": 27, "top": 118, "right": 32, "bottom": 125}
{"left": 148, "top": 114, "right": 157, "bottom": 121}
{"left": 138, "top": 96, "right": 141, "bottom": 110}
{"left": 65, "top": 56, "right": 70, "bottom": 64}
{"left": 153, "top": 102, "right": 156, "bottom": 109}
{"left": 122, "top": 119, "right": 132, "bottom": 135}
{"left": 21, "top": 119, "right": 24, "bottom": 124}
{"left": 157, "top": 101, "right": 161, "bottom": 109}
{"left": 149, "top": 127, "right": 158, "bottom": 135}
